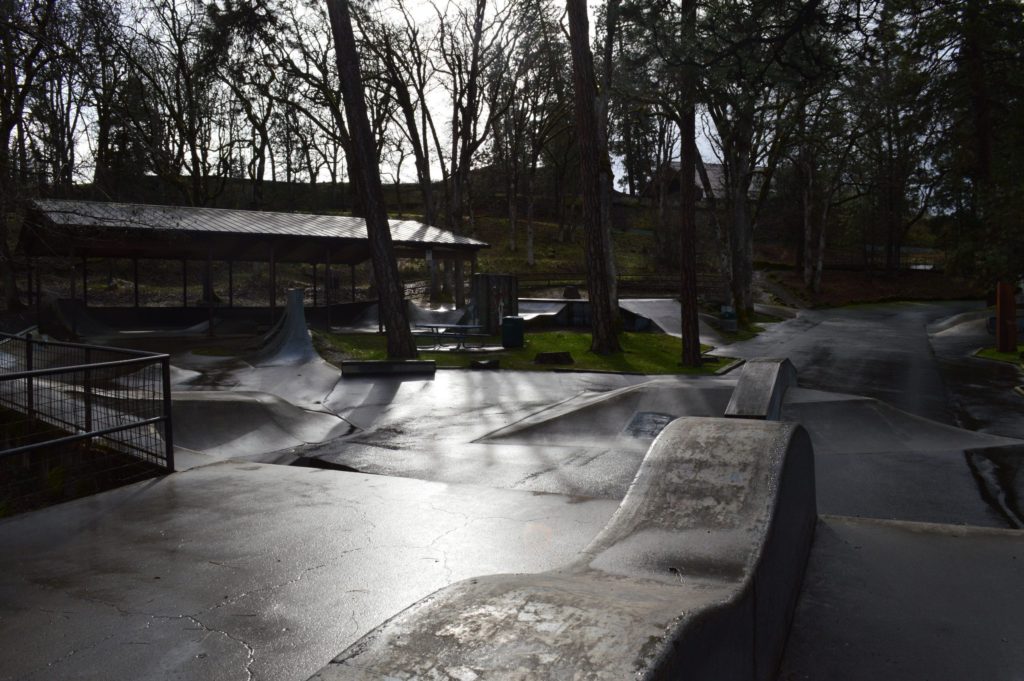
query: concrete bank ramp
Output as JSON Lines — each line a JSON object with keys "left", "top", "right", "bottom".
{"left": 172, "top": 391, "right": 355, "bottom": 461}
{"left": 251, "top": 289, "right": 317, "bottom": 366}
{"left": 517, "top": 299, "right": 568, "bottom": 322}
{"left": 784, "top": 388, "right": 1024, "bottom": 527}
{"left": 310, "top": 417, "right": 816, "bottom": 681}
{"left": 479, "top": 377, "right": 735, "bottom": 449}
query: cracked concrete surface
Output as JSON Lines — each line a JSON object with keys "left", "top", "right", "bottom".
{"left": 0, "top": 463, "right": 619, "bottom": 681}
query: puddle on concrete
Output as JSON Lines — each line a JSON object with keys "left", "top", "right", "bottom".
{"left": 622, "top": 412, "right": 675, "bottom": 439}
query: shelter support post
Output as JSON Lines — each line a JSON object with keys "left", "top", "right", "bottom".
{"left": 312, "top": 263, "right": 318, "bottom": 307}
{"left": 133, "top": 258, "right": 139, "bottom": 308}
{"left": 455, "top": 259, "right": 465, "bottom": 309}
{"left": 25, "top": 259, "right": 32, "bottom": 309}
{"left": 996, "top": 281, "right": 1018, "bottom": 352}
{"left": 81, "top": 257, "right": 88, "bottom": 307}
{"left": 206, "top": 251, "right": 214, "bottom": 338}
{"left": 269, "top": 248, "right": 276, "bottom": 312}
{"left": 228, "top": 260, "right": 234, "bottom": 308}
{"left": 325, "top": 251, "right": 331, "bottom": 330}
{"left": 69, "top": 257, "right": 77, "bottom": 335}
{"left": 350, "top": 264, "right": 356, "bottom": 302}
{"left": 182, "top": 259, "right": 188, "bottom": 307}
{"left": 33, "top": 262, "right": 40, "bottom": 319}
{"left": 427, "top": 248, "right": 438, "bottom": 304}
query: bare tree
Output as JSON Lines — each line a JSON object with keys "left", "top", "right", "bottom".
{"left": 326, "top": 0, "right": 417, "bottom": 359}
{"left": 567, "top": 0, "right": 620, "bottom": 354}
{"left": 0, "top": 0, "right": 58, "bottom": 308}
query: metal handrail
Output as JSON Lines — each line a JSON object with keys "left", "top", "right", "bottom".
{"left": 0, "top": 334, "right": 174, "bottom": 471}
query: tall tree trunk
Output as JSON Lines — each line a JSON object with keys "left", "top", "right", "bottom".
{"left": 598, "top": 0, "right": 620, "bottom": 311}
{"left": 725, "top": 136, "right": 754, "bottom": 325}
{"left": 326, "top": 0, "right": 416, "bottom": 358}
{"left": 567, "top": 0, "right": 620, "bottom": 354}
{"left": 678, "top": 0, "right": 700, "bottom": 368}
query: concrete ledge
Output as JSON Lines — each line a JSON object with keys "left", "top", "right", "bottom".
{"left": 340, "top": 360, "right": 436, "bottom": 376}
{"left": 309, "top": 417, "right": 817, "bottom": 680}
{"left": 725, "top": 357, "right": 798, "bottom": 420}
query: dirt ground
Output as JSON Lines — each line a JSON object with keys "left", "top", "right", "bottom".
{"left": 764, "top": 269, "right": 987, "bottom": 308}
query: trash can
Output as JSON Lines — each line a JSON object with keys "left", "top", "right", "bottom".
{"left": 501, "top": 316, "right": 524, "bottom": 348}
{"left": 719, "top": 305, "right": 738, "bottom": 333}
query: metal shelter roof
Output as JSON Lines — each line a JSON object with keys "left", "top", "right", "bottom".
{"left": 23, "top": 199, "right": 488, "bottom": 264}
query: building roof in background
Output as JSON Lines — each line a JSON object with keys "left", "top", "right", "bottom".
{"left": 23, "top": 200, "right": 487, "bottom": 264}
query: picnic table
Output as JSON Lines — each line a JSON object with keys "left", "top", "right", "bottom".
{"left": 415, "top": 323, "right": 485, "bottom": 350}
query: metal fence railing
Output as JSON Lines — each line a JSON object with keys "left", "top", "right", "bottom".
{"left": 0, "top": 332, "right": 174, "bottom": 471}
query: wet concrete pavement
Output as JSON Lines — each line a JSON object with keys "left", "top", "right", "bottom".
{"left": 3, "top": 297, "right": 1023, "bottom": 680}
{"left": 0, "top": 462, "right": 619, "bottom": 681}
{"left": 929, "top": 313, "right": 1024, "bottom": 440}
{"left": 779, "top": 516, "right": 1024, "bottom": 681}
{"left": 712, "top": 301, "right": 985, "bottom": 423}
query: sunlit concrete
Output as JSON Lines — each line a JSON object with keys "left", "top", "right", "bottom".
{"left": 0, "top": 462, "right": 619, "bottom": 681}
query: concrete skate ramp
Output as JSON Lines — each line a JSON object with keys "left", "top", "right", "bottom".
{"left": 517, "top": 299, "right": 568, "bottom": 322}
{"left": 251, "top": 289, "right": 317, "bottom": 366}
{"left": 310, "top": 418, "right": 816, "bottom": 681}
{"left": 172, "top": 391, "right": 355, "bottom": 460}
{"left": 726, "top": 357, "right": 797, "bottom": 420}
{"left": 479, "top": 377, "right": 735, "bottom": 449}
{"left": 50, "top": 298, "right": 117, "bottom": 337}
{"left": 785, "top": 388, "right": 1024, "bottom": 527}
{"left": 48, "top": 299, "right": 220, "bottom": 341}
{"left": 618, "top": 297, "right": 725, "bottom": 345}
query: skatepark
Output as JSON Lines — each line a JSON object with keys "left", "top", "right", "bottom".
{"left": 0, "top": 294, "right": 1021, "bottom": 680}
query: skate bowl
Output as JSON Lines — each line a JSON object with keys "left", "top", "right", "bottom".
{"left": 309, "top": 416, "right": 817, "bottom": 681}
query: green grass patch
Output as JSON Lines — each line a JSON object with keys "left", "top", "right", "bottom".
{"left": 314, "top": 330, "right": 732, "bottom": 375}
{"left": 975, "top": 344, "right": 1024, "bottom": 365}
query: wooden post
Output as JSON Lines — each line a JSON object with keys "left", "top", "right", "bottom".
{"left": 25, "top": 259, "right": 32, "bottom": 309}
{"left": 228, "top": 260, "right": 234, "bottom": 308}
{"left": 454, "top": 259, "right": 465, "bottom": 308}
{"left": 182, "top": 259, "right": 188, "bottom": 307}
{"left": 133, "top": 258, "right": 139, "bottom": 308}
{"left": 350, "top": 263, "right": 356, "bottom": 301}
{"left": 206, "top": 250, "right": 214, "bottom": 337}
{"left": 996, "top": 282, "right": 1018, "bottom": 353}
{"left": 427, "top": 248, "right": 438, "bottom": 304}
{"left": 325, "top": 251, "right": 332, "bottom": 330}
{"left": 312, "top": 262, "right": 318, "bottom": 307}
{"left": 33, "top": 263, "right": 40, "bottom": 319}
{"left": 70, "top": 259, "right": 77, "bottom": 335}
{"left": 269, "top": 248, "right": 276, "bottom": 311}
{"left": 81, "top": 257, "right": 89, "bottom": 307}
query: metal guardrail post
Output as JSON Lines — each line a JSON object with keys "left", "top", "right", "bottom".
{"left": 83, "top": 348, "right": 93, "bottom": 433}
{"left": 26, "top": 333, "right": 34, "bottom": 424}
{"left": 161, "top": 357, "right": 174, "bottom": 471}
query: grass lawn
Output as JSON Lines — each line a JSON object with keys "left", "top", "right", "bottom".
{"left": 314, "top": 330, "right": 734, "bottom": 375}
{"left": 975, "top": 344, "right": 1024, "bottom": 365}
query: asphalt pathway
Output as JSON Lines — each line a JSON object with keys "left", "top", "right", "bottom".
{"left": 713, "top": 301, "right": 984, "bottom": 424}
